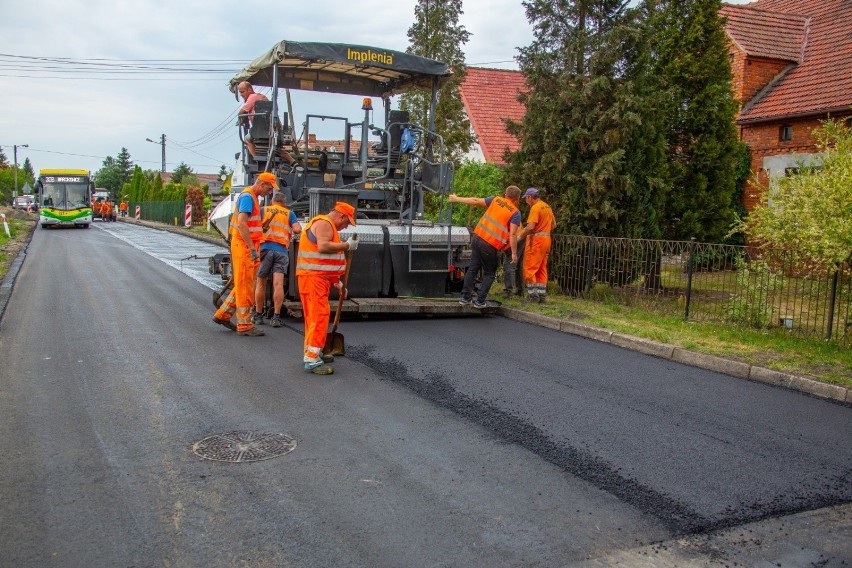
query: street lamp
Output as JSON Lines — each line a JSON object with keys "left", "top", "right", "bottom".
{"left": 145, "top": 134, "right": 166, "bottom": 173}
{"left": 13, "top": 144, "right": 29, "bottom": 200}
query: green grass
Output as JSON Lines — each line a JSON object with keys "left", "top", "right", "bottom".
{"left": 0, "top": 216, "right": 36, "bottom": 281}
{"left": 503, "top": 293, "right": 852, "bottom": 388}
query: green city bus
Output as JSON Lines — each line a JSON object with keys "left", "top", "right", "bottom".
{"left": 35, "top": 169, "right": 94, "bottom": 229}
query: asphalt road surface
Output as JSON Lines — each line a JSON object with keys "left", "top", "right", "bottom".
{"left": 1, "top": 222, "right": 850, "bottom": 567}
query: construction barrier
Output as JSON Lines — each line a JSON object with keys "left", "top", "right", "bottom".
{"left": 135, "top": 205, "right": 141, "bottom": 220}
{"left": 184, "top": 203, "right": 192, "bottom": 228}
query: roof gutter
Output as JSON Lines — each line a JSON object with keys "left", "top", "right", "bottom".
{"left": 737, "top": 106, "right": 852, "bottom": 125}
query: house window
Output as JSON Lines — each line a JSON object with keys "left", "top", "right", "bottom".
{"left": 779, "top": 125, "right": 793, "bottom": 142}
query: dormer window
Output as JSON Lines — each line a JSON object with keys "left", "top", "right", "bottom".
{"left": 780, "top": 125, "right": 793, "bottom": 141}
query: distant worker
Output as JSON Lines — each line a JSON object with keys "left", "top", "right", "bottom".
{"left": 253, "top": 192, "right": 302, "bottom": 328}
{"left": 237, "top": 81, "right": 269, "bottom": 158}
{"left": 119, "top": 200, "right": 128, "bottom": 217}
{"left": 516, "top": 188, "right": 555, "bottom": 303}
{"left": 213, "top": 172, "right": 277, "bottom": 336}
{"left": 296, "top": 201, "right": 358, "bottom": 374}
{"left": 449, "top": 186, "right": 521, "bottom": 308}
{"left": 101, "top": 199, "right": 113, "bottom": 222}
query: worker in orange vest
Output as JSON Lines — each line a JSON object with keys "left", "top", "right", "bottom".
{"left": 449, "top": 185, "right": 522, "bottom": 308}
{"left": 296, "top": 201, "right": 358, "bottom": 374}
{"left": 213, "top": 172, "right": 276, "bottom": 336}
{"left": 253, "top": 191, "right": 302, "bottom": 327}
{"left": 516, "top": 187, "right": 555, "bottom": 303}
{"left": 119, "top": 200, "right": 128, "bottom": 217}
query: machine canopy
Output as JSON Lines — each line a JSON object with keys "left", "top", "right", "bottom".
{"left": 228, "top": 40, "right": 451, "bottom": 98}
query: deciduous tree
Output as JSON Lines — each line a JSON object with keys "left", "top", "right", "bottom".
{"left": 738, "top": 119, "right": 852, "bottom": 268}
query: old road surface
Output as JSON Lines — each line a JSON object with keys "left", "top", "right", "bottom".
{"left": 1, "top": 221, "right": 850, "bottom": 567}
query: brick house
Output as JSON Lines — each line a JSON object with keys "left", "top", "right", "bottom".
{"left": 721, "top": 0, "right": 852, "bottom": 211}
{"left": 457, "top": 2, "right": 851, "bottom": 212}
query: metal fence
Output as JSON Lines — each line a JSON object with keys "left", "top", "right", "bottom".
{"left": 547, "top": 235, "right": 852, "bottom": 346}
{"left": 128, "top": 201, "right": 186, "bottom": 225}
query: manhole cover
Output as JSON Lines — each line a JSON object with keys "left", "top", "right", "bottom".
{"left": 192, "top": 431, "right": 297, "bottom": 463}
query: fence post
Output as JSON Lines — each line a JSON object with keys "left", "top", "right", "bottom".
{"left": 585, "top": 237, "right": 596, "bottom": 295}
{"left": 684, "top": 237, "right": 696, "bottom": 320}
{"left": 825, "top": 268, "right": 839, "bottom": 341}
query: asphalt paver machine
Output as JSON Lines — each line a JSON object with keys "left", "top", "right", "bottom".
{"left": 210, "top": 40, "right": 489, "bottom": 316}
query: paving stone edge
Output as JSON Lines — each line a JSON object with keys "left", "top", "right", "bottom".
{"left": 499, "top": 306, "right": 851, "bottom": 404}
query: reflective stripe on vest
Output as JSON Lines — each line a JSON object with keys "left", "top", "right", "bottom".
{"left": 228, "top": 188, "right": 263, "bottom": 244}
{"left": 474, "top": 196, "right": 517, "bottom": 251}
{"left": 295, "top": 215, "right": 346, "bottom": 276}
{"left": 533, "top": 232, "right": 551, "bottom": 237}
{"left": 261, "top": 207, "right": 293, "bottom": 247}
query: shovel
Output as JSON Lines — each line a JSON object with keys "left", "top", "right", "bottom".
{"left": 324, "top": 234, "right": 356, "bottom": 356}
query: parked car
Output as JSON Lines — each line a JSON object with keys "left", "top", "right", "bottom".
{"left": 13, "top": 195, "right": 36, "bottom": 210}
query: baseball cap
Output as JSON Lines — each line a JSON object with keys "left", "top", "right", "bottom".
{"left": 256, "top": 172, "right": 279, "bottom": 189}
{"left": 333, "top": 201, "right": 357, "bottom": 226}
{"left": 523, "top": 187, "right": 539, "bottom": 198}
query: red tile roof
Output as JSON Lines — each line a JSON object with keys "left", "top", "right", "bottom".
{"left": 723, "top": 0, "right": 852, "bottom": 123}
{"left": 720, "top": 4, "right": 807, "bottom": 62}
{"left": 458, "top": 67, "right": 527, "bottom": 164}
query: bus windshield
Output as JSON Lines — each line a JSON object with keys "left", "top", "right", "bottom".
{"left": 42, "top": 182, "right": 90, "bottom": 209}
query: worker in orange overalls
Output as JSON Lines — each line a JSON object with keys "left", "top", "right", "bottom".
{"left": 516, "top": 187, "right": 555, "bottom": 303}
{"left": 101, "top": 199, "right": 113, "bottom": 221}
{"left": 296, "top": 201, "right": 358, "bottom": 374}
{"left": 119, "top": 200, "right": 128, "bottom": 217}
{"left": 449, "top": 185, "right": 522, "bottom": 308}
{"left": 212, "top": 172, "right": 276, "bottom": 336}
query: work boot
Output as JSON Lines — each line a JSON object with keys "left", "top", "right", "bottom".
{"left": 537, "top": 294, "right": 546, "bottom": 304}
{"left": 305, "top": 359, "right": 333, "bottom": 375}
{"left": 212, "top": 316, "right": 236, "bottom": 332}
{"left": 252, "top": 312, "right": 265, "bottom": 325}
{"left": 238, "top": 326, "right": 265, "bottom": 337}
{"left": 270, "top": 315, "right": 283, "bottom": 327}
{"left": 472, "top": 299, "right": 487, "bottom": 309}
{"left": 459, "top": 296, "right": 472, "bottom": 306}
{"left": 321, "top": 353, "right": 335, "bottom": 363}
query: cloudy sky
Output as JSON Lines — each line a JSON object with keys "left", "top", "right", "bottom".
{"left": 0, "top": 0, "right": 750, "bottom": 176}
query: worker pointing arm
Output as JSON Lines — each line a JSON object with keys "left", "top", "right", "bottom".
{"left": 449, "top": 186, "right": 522, "bottom": 307}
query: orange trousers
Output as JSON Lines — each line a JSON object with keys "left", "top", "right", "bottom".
{"left": 214, "top": 241, "right": 259, "bottom": 331}
{"left": 523, "top": 236, "right": 551, "bottom": 296}
{"left": 298, "top": 273, "right": 333, "bottom": 361}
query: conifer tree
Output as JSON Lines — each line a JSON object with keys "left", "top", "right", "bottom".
{"left": 115, "top": 148, "right": 134, "bottom": 192}
{"left": 507, "top": 0, "right": 667, "bottom": 239}
{"left": 400, "top": 0, "right": 474, "bottom": 164}
{"left": 644, "top": 0, "right": 740, "bottom": 241}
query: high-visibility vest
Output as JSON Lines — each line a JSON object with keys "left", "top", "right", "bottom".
{"left": 228, "top": 188, "right": 262, "bottom": 245}
{"left": 474, "top": 196, "right": 518, "bottom": 251}
{"left": 295, "top": 215, "right": 346, "bottom": 277}
{"left": 261, "top": 207, "right": 293, "bottom": 248}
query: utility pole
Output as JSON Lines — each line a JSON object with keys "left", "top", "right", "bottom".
{"left": 145, "top": 134, "right": 166, "bottom": 173}
{"left": 13, "top": 144, "right": 29, "bottom": 199}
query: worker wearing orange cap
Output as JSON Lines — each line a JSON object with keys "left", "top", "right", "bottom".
{"left": 516, "top": 187, "right": 555, "bottom": 303}
{"left": 296, "top": 201, "right": 358, "bottom": 374}
{"left": 213, "top": 172, "right": 277, "bottom": 336}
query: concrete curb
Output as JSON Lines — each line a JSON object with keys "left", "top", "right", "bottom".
{"left": 499, "top": 307, "right": 852, "bottom": 405}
